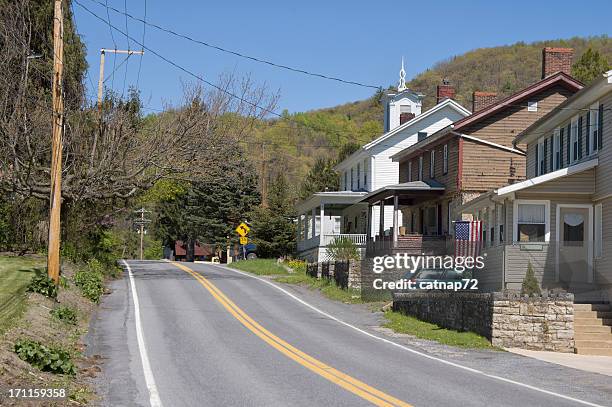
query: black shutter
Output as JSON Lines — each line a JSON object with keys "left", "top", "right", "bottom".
{"left": 560, "top": 128, "right": 564, "bottom": 167}
{"left": 567, "top": 123, "right": 571, "bottom": 163}
{"left": 543, "top": 138, "right": 548, "bottom": 174}
{"left": 578, "top": 116, "right": 583, "bottom": 160}
{"left": 599, "top": 103, "right": 604, "bottom": 149}
{"left": 549, "top": 136, "right": 554, "bottom": 172}
{"left": 535, "top": 142, "right": 539, "bottom": 176}
{"left": 586, "top": 110, "right": 592, "bottom": 153}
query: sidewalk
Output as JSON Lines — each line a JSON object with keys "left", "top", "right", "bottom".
{"left": 506, "top": 348, "right": 612, "bottom": 377}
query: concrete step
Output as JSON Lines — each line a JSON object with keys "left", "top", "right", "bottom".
{"left": 574, "top": 303, "right": 610, "bottom": 312}
{"left": 574, "top": 317, "right": 603, "bottom": 326}
{"left": 575, "top": 339, "right": 612, "bottom": 348}
{"left": 575, "top": 347, "right": 612, "bottom": 356}
{"left": 574, "top": 310, "right": 599, "bottom": 319}
{"left": 575, "top": 332, "right": 612, "bottom": 340}
{"left": 574, "top": 325, "right": 612, "bottom": 334}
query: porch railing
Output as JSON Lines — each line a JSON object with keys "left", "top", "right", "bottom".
{"left": 321, "top": 233, "right": 367, "bottom": 247}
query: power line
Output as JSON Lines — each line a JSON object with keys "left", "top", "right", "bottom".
{"left": 83, "top": 0, "right": 381, "bottom": 90}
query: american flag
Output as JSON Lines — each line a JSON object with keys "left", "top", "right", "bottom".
{"left": 454, "top": 220, "right": 482, "bottom": 258}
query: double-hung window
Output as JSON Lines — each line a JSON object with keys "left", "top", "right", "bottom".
{"left": 571, "top": 116, "right": 579, "bottom": 164}
{"left": 350, "top": 168, "right": 354, "bottom": 191}
{"left": 443, "top": 144, "right": 448, "bottom": 175}
{"left": 343, "top": 171, "right": 348, "bottom": 190}
{"left": 429, "top": 150, "right": 435, "bottom": 178}
{"left": 553, "top": 129, "right": 561, "bottom": 170}
{"left": 418, "top": 156, "right": 423, "bottom": 181}
{"left": 515, "top": 201, "right": 548, "bottom": 242}
{"left": 363, "top": 159, "right": 368, "bottom": 190}
{"left": 590, "top": 102, "right": 600, "bottom": 155}
{"left": 357, "top": 163, "right": 361, "bottom": 190}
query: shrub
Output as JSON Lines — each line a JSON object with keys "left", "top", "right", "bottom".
{"left": 74, "top": 260, "right": 104, "bottom": 303}
{"left": 14, "top": 339, "right": 76, "bottom": 375}
{"left": 50, "top": 305, "right": 78, "bottom": 325}
{"left": 27, "top": 269, "right": 58, "bottom": 299}
{"left": 326, "top": 237, "right": 360, "bottom": 261}
{"left": 521, "top": 262, "right": 541, "bottom": 296}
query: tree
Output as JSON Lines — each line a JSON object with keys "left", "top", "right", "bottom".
{"left": 299, "top": 157, "right": 339, "bottom": 200}
{"left": 572, "top": 48, "right": 611, "bottom": 84}
{"left": 156, "top": 146, "right": 261, "bottom": 258}
{"left": 249, "top": 174, "right": 296, "bottom": 258}
{"left": 521, "top": 262, "right": 541, "bottom": 296}
{"left": 336, "top": 142, "right": 361, "bottom": 163}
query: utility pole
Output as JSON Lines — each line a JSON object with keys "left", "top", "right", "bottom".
{"left": 97, "top": 49, "right": 144, "bottom": 111}
{"left": 133, "top": 208, "right": 151, "bottom": 260}
{"left": 47, "top": 0, "right": 64, "bottom": 284}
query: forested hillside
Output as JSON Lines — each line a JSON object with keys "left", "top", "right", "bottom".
{"left": 255, "top": 36, "right": 612, "bottom": 199}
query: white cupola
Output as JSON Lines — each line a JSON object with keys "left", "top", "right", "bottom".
{"left": 382, "top": 58, "right": 424, "bottom": 132}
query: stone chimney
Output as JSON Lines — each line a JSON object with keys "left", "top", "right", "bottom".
{"left": 436, "top": 79, "right": 455, "bottom": 104}
{"left": 542, "top": 47, "right": 574, "bottom": 79}
{"left": 399, "top": 112, "right": 415, "bottom": 125}
{"left": 472, "top": 91, "right": 497, "bottom": 112}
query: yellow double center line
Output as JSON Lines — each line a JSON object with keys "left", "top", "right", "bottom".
{"left": 172, "top": 262, "right": 412, "bottom": 407}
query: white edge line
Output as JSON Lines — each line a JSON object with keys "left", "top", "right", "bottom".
{"left": 210, "top": 263, "right": 606, "bottom": 407}
{"left": 123, "top": 260, "right": 163, "bottom": 407}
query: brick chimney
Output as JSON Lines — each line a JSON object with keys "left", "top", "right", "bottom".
{"left": 472, "top": 91, "right": 497, "bottom": 112}
{"left": 399, "top": 112, "right": 415, "bottom": 125}
{"left": 542, "top": 47, "right": 574, "bottom": 79}
{"left": 436, "top": 80, "right": 455, "bottom": 104}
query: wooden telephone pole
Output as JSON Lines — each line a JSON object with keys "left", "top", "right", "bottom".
{"left": 133, "top": 208, "right": 151, "bottom": 260}
{"left": 47, "top": 0, "right": 64, "bottom": 284}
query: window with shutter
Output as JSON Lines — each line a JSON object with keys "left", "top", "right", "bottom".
{"left": 599, "top": 103, "right": 604, "bottom": 148}
{"left": 578, "top": 116, "right": 583, "bottom": 160}
{"left": 586, "top": 111, "right": 591, "bottom": 154}
{"left": 535, "top": 142, "right": 539, "bottom": 176}
{"left": 543, "top": 138, "right": 548, "bottom": 174}
{"left": 559, "top": 128, "right": 564, "bottom": 168}
{"left": 566, "top": 124, "right": 571, "bottom": 164}
{"left": 553, "top": 129, "right": 561, "bottom": 171}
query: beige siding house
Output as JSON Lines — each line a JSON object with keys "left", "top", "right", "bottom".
{"left": 460, "top": 70, "right": 612, "bottom": 305}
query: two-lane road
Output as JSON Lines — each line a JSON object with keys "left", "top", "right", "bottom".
{"left": 86, "top": 260, "right": 612, "bottom": 407}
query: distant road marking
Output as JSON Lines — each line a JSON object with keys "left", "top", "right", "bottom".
{"left": 172, "top": 262, "right": 412, "bottom": 407}
{"left": 123, "top": 260, "right": 163, "bottom": 407}
{"left": 217, "top": 264, "right": 606, "bottom": 407}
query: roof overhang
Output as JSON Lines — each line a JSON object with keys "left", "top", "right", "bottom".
{"left": 496, "top": 158, "right": 598, "bottom": 198}
{"left": 359, "top": 180, "right": 446, "bottom": 204}
{"left": 515, "top": 70, "right": 612, "bottom": 145}
{"left": 296, "top": 191, "right": 367, "bottom": 214}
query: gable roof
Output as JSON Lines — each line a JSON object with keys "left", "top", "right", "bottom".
{"left": 515, "top": 69, "right": 612, "bottom": 145}
{"left": 334, "top": 98, "right": 470, "bottom": 170}
{"left": 451, "top": 72, "right": 583, "bottom": 132}
{"left": 389, "top": 72, "right": 583, "bottom": 162}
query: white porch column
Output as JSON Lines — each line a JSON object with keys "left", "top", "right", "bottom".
{"left": 393, "top": 195, "right": 399, "bottom": 243}
{"left": 320, "top": 203, "right": 325, "bottom": 239}
{"left": 311, "top": 207, "right": 316, "bottom": 238}
{"left": 379, "top": 200, "right": 385, "bottom": 239}
{"left": 366, "top": 204, "right": 372, "bottom": 240}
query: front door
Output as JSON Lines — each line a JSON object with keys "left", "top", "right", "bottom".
{"left": 557, "top": 206, "right": 591, "bottom": 286}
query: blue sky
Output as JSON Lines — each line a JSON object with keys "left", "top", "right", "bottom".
{"left": 72, "top": 0, "right": 612, "bottom": 115}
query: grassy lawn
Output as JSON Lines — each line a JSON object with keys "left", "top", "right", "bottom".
{"left": 229, "top": 259, "right": 291, "bottom": 276}
{"left": 383, "top": 311, "right": 496, "bottom": 349}
{"left": 0, "top": 255, "right": 45, "bottom": 333}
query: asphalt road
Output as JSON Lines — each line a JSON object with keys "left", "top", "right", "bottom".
{"left": 86, "top": 260, "right": 612, "bottom": 407}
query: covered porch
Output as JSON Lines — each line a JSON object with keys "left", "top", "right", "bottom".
{"left": 295, "top": 191, "right": 368, "bottom": 262}
{"left": 360, "top": 180, "right": 449, "bottom": 255}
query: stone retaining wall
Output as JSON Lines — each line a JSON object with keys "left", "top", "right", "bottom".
{"left": 393, "top": 291, "right": 574, "bottom": 352}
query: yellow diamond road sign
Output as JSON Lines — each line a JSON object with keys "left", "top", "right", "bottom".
{"left": 239, "top": 236, "right": 248, "bottom": 245}
{"left": 235, "top": 222, "right": 250, "bottom": 237}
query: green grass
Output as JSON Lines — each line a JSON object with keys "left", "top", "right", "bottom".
{"left": 229, "top": 259, "right": 291, "bottom": 276}
{"left": 276, "top": 272, "right": 363, "bottom": 304}
{"left": 0, "top": 256, "right": 45, "bottom": 333}
{"left": 383, "top": 311, "right": 496, "bottom": 349}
